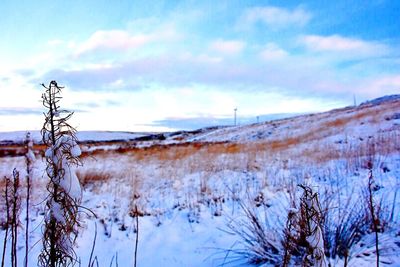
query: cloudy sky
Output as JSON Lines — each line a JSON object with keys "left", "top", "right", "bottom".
{"left": 0, "top": 0, "right": 399, "bottom": 132}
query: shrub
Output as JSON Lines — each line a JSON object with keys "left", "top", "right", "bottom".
{"left": 38, "top": 81, "right": 83, "bottom": 267}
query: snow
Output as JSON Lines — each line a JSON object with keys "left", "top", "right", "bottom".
{"left": 70, "top": 144, "right": 81, "bottom": 157}
{"left": 360, "top": 94, "right": 400, "bottom": 106}
{"left": 59, "top": 162, "right": 82, "bottom": 199}
{"left": 26, "top": 150, "right": 35, "bottom": 162}
{"left": 0, "top": 95, "right": 400, "bottom": 266}
{"left": 50, "top": 200, "right": 66, "bottom": 224}
{"left": 43, "top": 134, "right": 83, "bottom": 200}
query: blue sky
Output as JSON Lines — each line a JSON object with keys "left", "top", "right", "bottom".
{"left": 0, "top": 0, "right": 399, "bottom": 131}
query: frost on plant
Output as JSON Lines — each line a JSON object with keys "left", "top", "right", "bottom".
{"left": 298, "top": 184, "right": 326, "bottom": 267}
{"left": 38, "top": 81, "right": 83, "bottom": 267}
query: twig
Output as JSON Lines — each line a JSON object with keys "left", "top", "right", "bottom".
{"left": 367, "top": 166, "right": 380, "bottom": 267}
{"left": 1, "top": 176, "right": 10, "bottom": 267}
{"left": 88, "top": 221, "right": 98, "bottom": 267}
{"left": 134, "top": 205, "right": 139, "bottom": 267}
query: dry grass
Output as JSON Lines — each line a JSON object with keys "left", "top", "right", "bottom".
{"left": 77, "top": 170, "right": 113, "bottom": 187}
{"left": 74, "top": 126, "right": 399, "bottom": 183}
{"left": 1, "top": 97, "right": 398, "bottom": 188}
{"left": 1, "top": 130, "right": 398, "bottom": 191}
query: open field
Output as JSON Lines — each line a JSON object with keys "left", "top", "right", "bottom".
{"left": 1, "top": 95, "right": 400, "bottom": 266}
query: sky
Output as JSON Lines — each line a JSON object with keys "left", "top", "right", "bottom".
{"left": 0, "top": 0, "right": 399, "bottom": 132}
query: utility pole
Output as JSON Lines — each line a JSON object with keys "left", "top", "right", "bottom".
{"left": 234, "top": 108, "right": 237, "bottom": 126}
{"left": 353, "top": 94, "right": 357, "bottom": 107}
{"left": 256, "top": 116, "right": 259, "bottom": 124}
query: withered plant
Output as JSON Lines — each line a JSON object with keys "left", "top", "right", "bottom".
{"left": 281, "top": 184, "right": 325, "bottom": 266}
{"left": 1, "top": 175, "right": 11, "bottom": 267}
{"left": 366, "top": 160, "right": 380, "bottom": 267}
{"left": 282, "top": 208, "right": 297, "bottom": 266}
{"left": 323, "top": 193, "right": 376, "bottom": 266}
{"left": 224, "top": 200, "right": 283, "bottom": 266}
{"left": 10, "top": 169, "right": 21, "bottom": 267}
{"left": 1, "top": 169, "right": 22, "bottom": 267}
{"left": 24, "top": 131, "right": 34, "bottom": 267}
{"left": 297, "top": 184, "right": 325, "bottom": 267}
{"left": 133, "top": 205, "right": 139, "bottom": 267}
{"left": 38, "top": 81, "right": 83, "bottom": 267}
{"left": 364, "top": 139, "right": 381, "bottom": 267}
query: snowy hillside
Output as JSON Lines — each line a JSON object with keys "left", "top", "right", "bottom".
{"left": 186, "top": 95, "right": 400, "bottom": 143}
{"left": 1, "top": 95, "right": 400, "bottom": 266}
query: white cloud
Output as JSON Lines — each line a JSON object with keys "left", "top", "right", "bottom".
{"left": 74, "top": 26, "right": 180, "bottom": 57}
{"left": 75, "top": 30, "right": 153, "bottom": 56}
{"left": 300, "top": 34, "right": 389, "bottom": 57}
{"left": 360, "top": 75, "right": 400, "bottom": 97}
{"left": 260, "top": 43, "right": 288, "bottom": 61}
{"left": 209, "top": 39, "right": 246, "bottom": 55}
{"left": 0, "top": 75, "right": 41, "bottom": 109}
{"left": 241, "top": 6, "right": 311, "bottom": 29}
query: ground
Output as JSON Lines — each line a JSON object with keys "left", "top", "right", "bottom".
{"left": 1, "top": 95, "right": 400, "bottom": 266}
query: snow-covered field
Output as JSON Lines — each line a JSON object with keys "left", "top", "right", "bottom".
{"left": 1, "top": 95, "right": 400, "bottom": 266}
{"left": 0, "top": 131, "right": 149, "bottom": 144}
